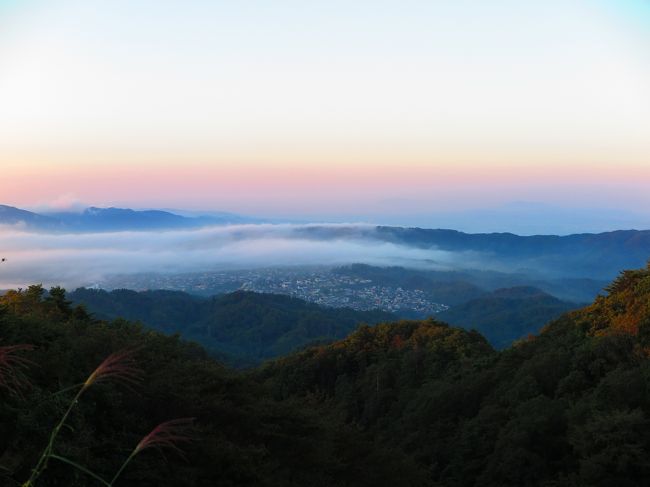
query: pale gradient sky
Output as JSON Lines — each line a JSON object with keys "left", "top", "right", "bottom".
{"left": 0, "top": 0, "right": 649, "bottom": 224}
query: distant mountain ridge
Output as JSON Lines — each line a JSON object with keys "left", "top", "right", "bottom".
{"left": 0, "top": 204, "right": 257, "bottom": 231}
{"left": 0, "top": 204, "right": 60, "bottom": 229}
{"left": 373, "top": 227, "right": 650, "bottom": 279}
{"left": 2, "top": 203, "right": 650, "bottom": 280}
{"left": 289, "top": 225, "right": 650, "bottom": 279}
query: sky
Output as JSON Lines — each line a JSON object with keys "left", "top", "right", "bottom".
{"left": 0, "top": 0, "right": 649, "bottom": 228}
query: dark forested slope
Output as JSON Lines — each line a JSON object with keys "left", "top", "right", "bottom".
{"left": 437, "top": 286, "right": 581, "bottom": 348}
{"left": 5, "top": 263, "right": 650, "bottom": 486}
{"left": 0, "top": 286, "right": 424, "bottom": 487}
{"left": 69, "top": 288, "right": 395, "bottom": 366}
{"left": 260, "top": 263, "right": 650, "bottom": 487}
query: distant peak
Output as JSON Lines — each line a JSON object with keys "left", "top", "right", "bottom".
{"left": 84, "top": 206, "right": 133, "bottom": 214}
{"left": 490, "top": 286, "right": 549, "bottom": 299}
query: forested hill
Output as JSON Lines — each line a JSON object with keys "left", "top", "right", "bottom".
{"left": 437, "top": 286, "right": 581, "bottom": 348}
{"left": 259, "top": 262, "right": 650, "bottom": 486}
{"left": 68, "top": 284, "right": 579, "bottom": 360}
{"left": 68, "top": 288, "right": 395, "bottom": 366}
{"left": 0, "top": 286, "right": 424, "bottom": 487}
{"left": 4, "top": 264, "right": 650, "bottom": 485}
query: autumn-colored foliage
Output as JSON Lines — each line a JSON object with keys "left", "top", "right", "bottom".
{"left": 5, "top": 264, "right": 650, "bottom": 486}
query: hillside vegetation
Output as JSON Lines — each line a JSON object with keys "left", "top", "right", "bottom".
{"left": 3, "top": 263, "right": 650, "bottom": 486}
{"left": 0, "top": 286, "right": 423, "bottom": 487}
{"left": 69, "top": 288, "right": 395, "bottom": 366}
{"left": 260, "top": 262, "right": 650, "bottom": 486}
{"left": 437, "top": 286, "right": 581, "bottom": 348}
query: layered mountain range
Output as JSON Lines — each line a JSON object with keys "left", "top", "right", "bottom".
{"left": 68, "top": 288, "right": 396, "bottom": 366}
{"left": 67, "top": 284, "right": 581, "bottom": 361}
{"left": 3, "top": 205, "right": 650, "bottom": 283}
{"left": 3, "top": 263, "right": 650, "bottom": 485}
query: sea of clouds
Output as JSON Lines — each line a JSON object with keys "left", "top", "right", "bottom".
{"left": 0, "top": 223, "right": 483, "bottom": 290}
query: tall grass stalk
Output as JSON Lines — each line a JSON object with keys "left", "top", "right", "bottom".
{"left": 23, "top": 385, "right": 85, "bottom": 486}
{"left": 23, "top": 349, "right": 141, "bottom": 487}
{"left": 108, "top": 418, "right": 194, "bottom": 486}
{"left": 21, "top": 348, "right": 192, "bottom": 486}
{"left": 32, "top": 418, "right": 194, "bottom": 487}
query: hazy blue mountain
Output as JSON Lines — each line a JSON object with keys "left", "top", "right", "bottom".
{"left": 1, "top": 204, "right": 255, "bottom": 232}
{"left": 437, "top": 286, "right": 581, "bottom": 348}
{"left": 49, "top": 206, "right": 257, "bottom": 231}
{"left": 292, "top": 225, "right": 650, "bottom": 280}
{"left": 50, "top": 207, "right": 192, "bottom": 230}
{"left": 2, "top": 204, "right": 649, "bottom": 284}
{"left": 0, "top": 204, "right": 61, "bottom": 229}
{"left": 370, "top": 201, "right": 650, "bottom": 235}
{"left": 372, "top": 226, "right": 650, "bottom": 279}
{"left": 160, "top": 208, "right": 264, "bottom": 224}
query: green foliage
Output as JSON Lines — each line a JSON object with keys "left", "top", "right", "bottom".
{"left": 0, "top": 287, "right": 425, "bottom": 487}
{"left": 259, "top": 265, "right": 650, "bottom": 486}
{"left": 69, "top": 288, "right": 395, "bottom": 367}
{"left": 5, "top": 263, "right": 650, "bottom": 486}
{"left": 437, "top": 287, "right": 580, "bottom": 348}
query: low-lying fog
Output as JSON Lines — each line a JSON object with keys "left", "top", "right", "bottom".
{"left": 0, "top": 223, "right": 486, "bottom": 289}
